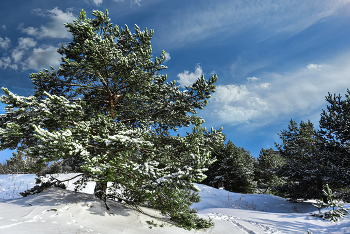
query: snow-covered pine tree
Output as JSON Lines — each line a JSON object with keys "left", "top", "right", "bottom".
{"left": 0, "top": 10, "right": 224, "bottom": 230}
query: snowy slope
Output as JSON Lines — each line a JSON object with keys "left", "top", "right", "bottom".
{"left": 0, "top": 173, "right": 349, "bottom": 234}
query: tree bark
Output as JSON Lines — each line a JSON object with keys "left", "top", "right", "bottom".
{"left": 94, "top": 181, "right": 109, "bottom": 210}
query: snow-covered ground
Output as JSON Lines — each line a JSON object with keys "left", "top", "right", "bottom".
{"left": 0, "top": 174, "right": 349, "bottom": 233}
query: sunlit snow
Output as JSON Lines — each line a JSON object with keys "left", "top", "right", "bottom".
{"left": 0, "top": 173, "right": 349, "bottom": 233}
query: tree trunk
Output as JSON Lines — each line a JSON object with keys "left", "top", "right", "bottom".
{"left": 94, "top": 181, "right": 109, "bottom": 210}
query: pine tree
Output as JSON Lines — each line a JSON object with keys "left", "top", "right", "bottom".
{"left": 276, "top": 90, "right": 350, "bottom": 201}
{"left": 0, "top": 10, "right": 224, "bottom": 230}
{"left": 203, "top": 140, "right": 256, "bottom": 194}
{"left": 0, "top": 150, "right": 38, "bottom": 174}
{"left": 275, "top": 119, "right": 325, "bottom": 200}
{"left": 318, "top": 91, "right": 350, "bottom": 199}
{"left": 254, "top": 148, "right": 285, "bottom": 195}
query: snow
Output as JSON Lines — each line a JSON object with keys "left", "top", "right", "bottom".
{"left": 0, "top": 173, "right": 349, "bottom": 233}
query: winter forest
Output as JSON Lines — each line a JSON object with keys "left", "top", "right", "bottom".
{"left": 0, "top": 9, "right": 350, "bottom": 234}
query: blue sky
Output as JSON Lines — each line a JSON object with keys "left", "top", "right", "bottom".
{"left": 1, "top": 0, "right": 350, "bottom": 162}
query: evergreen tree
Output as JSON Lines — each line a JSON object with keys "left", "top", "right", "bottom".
{"left": 0, "top": 150, "right": 38, "bottom": 174}
{"left": 275, "top": 119, "right": 325, "bottom": 200}
{"left": 320, "top": 91, "right": 350, "bottom": 144}
{"left": 203, "top": 140, "right": 256, "bottom": 194}
{"left": 254, "top": 148, "right": 286, "bottom": 195}
{"left": 0, "top": 10, "right": 224, "bottom": 229}
{"left": 318, "top": 91, "right": 350, "bottom": 199}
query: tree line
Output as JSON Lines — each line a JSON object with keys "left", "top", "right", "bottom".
{"left": 203, "top": 89, "right": 350, "bottom": 203}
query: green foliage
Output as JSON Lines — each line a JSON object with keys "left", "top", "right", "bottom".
{"left": 20, "top": 177, "right": 67, "bottom": 197}
{"left": 318, "top": 91, "right": 350, "bottom": 193}
{"left": 0, "top": 150, "right": 39, "bottom": 174}
{"left": 275, "top": 119, "right": 328, "bottom": 200}
{"left": 0, "top": 9, "right": 224, "bottom": 230}
{"left": 254, "top": 148, "right": 286, "bottom": 195}
{"left": 310, "top": 184, "right": 349, "bottom": 222}
{"left": 170, "top": 209, "right": 214, "bottom": 230}
{"left": 146, "top": 220, "right": 159, "bottom": 228}
{"left": 203, "top": 140, "right": 256, "bottom": 194}
{"left": 276, "top": 89, "right": 350, "bottom": 201}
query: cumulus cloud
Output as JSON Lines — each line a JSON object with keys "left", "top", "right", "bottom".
{"left": 0, "top": 37, "right": 10, "bottom": 50}
{"left": 208, "top": 84, "right": 268, "bottom": 125}
{"left": 214, "top": 85, "right": 249, "bottom": 103}
{"left": 176, "top": 64, "right": 203, "bottom": 87}
{"left": 20, "top": 8, "right": 75, "bottom": 39}
{"left": 22, "top": 45, "right": 61, "bottom": 70}
{"left": 11, "top": 50, "right": 24, "bottom": 63}
{"left": 164, "top": 52, "right": 171, "bottom": 63}
{"left": 0, "top": 57, "right": 17, "bottom": 70}
{"left": 18, "top": 37, "right": 37, "bottom": 49}
{"left": 11, "top": 37, "right": 37, "bottom": 63}
{"left": 1, "top": 25, "right": 6, "bottom": 30}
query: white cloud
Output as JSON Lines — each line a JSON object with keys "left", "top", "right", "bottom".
{"left": 307, "top": 63, "right": 322, "bottom": 70}
{"left": 0, "top": 37, "right": 10, "bottom": 50}
{"left": 113, "top": 0, "right": 142, "bottom": 5}
{"left": 93, "top": 0, "right": 103, "bottom": 5}
{"left": 159, "top": 0, "right": 350, "bottom": 47}
{"left": 0, "top": 36, "right": 57, "bottom": 71}
{"left": 0, "top": 57, "right": 17, "bottom": 69}
{"left": 257, "top": 83, "right": 271, "bottom": 89}
{"left": 208, "top": 84, "right": 267, "bottom": 125}
{"left": 18, "top": 37, "right": 37, "bottom": 49}
{"left": 22, "top": 45, "right": 61, "bottom": 70}
{"left": 11, "top": 50, "right": 24, "bottom": 63}
{"left": 213, "top": 85, "right": 249, "bottom": 103}
{"left": 247, "top": 76, "right": 259, "bottom": 82}
{"left": 10, "top": 38, "right": 37, "bottom": 65}
{"left": 21, "top": 8, "right": 76, "bottom": 39}
{"left": 176, "top": 64, "right": 203, "bottom": 87}
{"left": 0, "top": 57, "right": 11, "bottom": 69}
{"left": 133, "top": 0, "right": 142, "bottom": 5}
{"left": 203, "top": 52, "right": 350, "bottom": 126}
{"left": 1, "top": 25, "right": 6, "bottom": 30}
{"left": 213, "top": 105, "right": 260, "bottom": 124}
{"left": 164, "top": 52, "right": 171, "bottom": 63}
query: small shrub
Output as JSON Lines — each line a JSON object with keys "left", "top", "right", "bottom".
{"left": 310, "top": 184, "right": 349, "bottom": 222}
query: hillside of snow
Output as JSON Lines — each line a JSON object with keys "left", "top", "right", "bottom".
{"left": 0, "top": 174, "right": 349, "bottom": 233}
